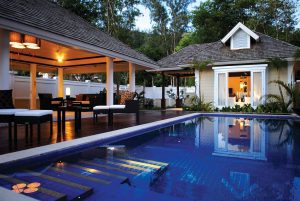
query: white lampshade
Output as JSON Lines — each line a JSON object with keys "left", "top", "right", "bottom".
{"left": 66, "top": 87, "right": 71, "bottom": 96}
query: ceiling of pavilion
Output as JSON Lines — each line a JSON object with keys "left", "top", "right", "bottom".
{"left": 9, "top": 37, "right": 148, "bottom": 74}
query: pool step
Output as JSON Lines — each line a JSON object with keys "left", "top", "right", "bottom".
{"left": 0, "top": 174, "right": 67, "bottom": 201}
{"left": 0, "top": 157, "right": 169, "bottom": 201}
{"left": 16, "top": 170, "right": 93, "bottom": 201}
{"left": 100, "top": 156, "right": 169, "bottom": 186}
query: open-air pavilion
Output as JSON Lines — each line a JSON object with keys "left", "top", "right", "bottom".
{"left": 0, "top": 0, "right": 159, "bottom": 109}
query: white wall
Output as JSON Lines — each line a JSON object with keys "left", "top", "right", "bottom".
{"left": 11, "top": 75, "right": 196, "bottom": 108}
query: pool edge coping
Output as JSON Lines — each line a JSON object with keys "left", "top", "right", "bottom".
{"left": 1, "top": 112, "right": 299, "bottom": 166}
{"left": 0, "top": 113, "right": 201, "bottom": 165}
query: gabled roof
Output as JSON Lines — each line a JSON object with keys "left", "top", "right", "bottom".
{"left": 221, "top": 22, "right": 259, "bottom": 44}
{"left": 0, "top": 0, "right": 158, "bottom": 68}
{"left": 158, "top": 32, "right": 299, "bottom": 69}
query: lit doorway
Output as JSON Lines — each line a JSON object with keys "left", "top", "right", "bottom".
{"left": 228, "top": 72, "right": 251, "bottom": 107}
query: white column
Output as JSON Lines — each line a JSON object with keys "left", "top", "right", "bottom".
{"left": 195, "top": 69, "right": 200, "bottom": 97}
{"left": 129, "top": 62, "right": 136, "bottom": 92}
{"left": 106, "top": 57, "right": 114, "bottom": 105}
{"left": 57, "top": 68, "right": 64, "bottom": 97}
{"left": 0, "top": 29, "right": 10, "bottom": 90}
{"left": 287, "top": 61, "right": 294, "bottom": 84}
{"left": 30, "top": 64, "right": 37, "bottom": 109}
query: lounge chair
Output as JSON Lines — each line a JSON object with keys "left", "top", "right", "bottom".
{"left": 93, "top": 100, "right": 139, "bottom": 126}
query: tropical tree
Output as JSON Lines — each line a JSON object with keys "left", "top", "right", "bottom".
{"left": 264, "top": 80, "right": 300, "bottom": 112}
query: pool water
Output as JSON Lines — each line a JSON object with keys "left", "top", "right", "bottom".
{"left": 1, "top": 116, "right": 300, "bottom": 201}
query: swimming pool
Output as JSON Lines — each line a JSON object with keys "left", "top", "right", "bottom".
{"left": 0, "top": 114, "right": 300, "bottom": 201}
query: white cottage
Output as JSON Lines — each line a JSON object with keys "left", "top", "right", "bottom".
{"left": 158, "top": 22, "right": 300, "bottom": 108}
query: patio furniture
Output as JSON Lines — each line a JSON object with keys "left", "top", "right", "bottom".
{"left": 93, "top": 105, "right": 110, "bottom": 124}
{"left": 0, "top": 89, "right": 14, "bottom": 109}
{"left": 93, "top": 100, "right": 139, "bottom": 126}
{"left": 14, "top": 110, "right": 53, "bottom": 144}
{"left": 57, "top": 105, "right": 83, "bottom": 133}
{"left": 0, "top": 109, "right": 29, "bottom": 141}
{"left": 38, "top": 93, "right": 63, "bottom": 110}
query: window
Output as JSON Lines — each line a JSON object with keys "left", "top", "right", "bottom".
{"left": 230, "top": 29, "right": 250, "bottom": 50}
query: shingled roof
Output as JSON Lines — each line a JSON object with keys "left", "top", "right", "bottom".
{"left": 0, "top": 0, "right": 158, "bottom": 67}
{"left": 158, "top": 32, "right": 299, "bottom": 69}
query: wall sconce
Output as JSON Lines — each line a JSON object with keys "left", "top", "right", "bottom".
{"left": 66, "top": 87, "right": 71, "bottom": 98}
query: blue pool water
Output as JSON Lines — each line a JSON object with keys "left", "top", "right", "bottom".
{"left": 1, "top": 116, "right": 300, "bottom": 201}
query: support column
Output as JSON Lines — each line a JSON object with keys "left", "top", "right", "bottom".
{"left": 57, "top": 68, "right": 64, "bottom": 97}
{"left": 176, "top": 74, "right": 181, "bottom": 107}
{"left": 30, "top": 64, "right": 37, "bottom": 109}
{"left": 161, "top": 72, "right": 166, "bottom": 109}
{"left": 129, "top": 62, "right": 135, "bottom": 92}
{"left": 0, "top": 29, "right": 10, "bottom": 90}
{"left": 287, "top": 61, "right": 294, "bottom": 84}
{"left": 106, "top": 57, "right": 114, "bottom": 105}
{"left": 195, "top": 69, "right": 200, "bottom": 97}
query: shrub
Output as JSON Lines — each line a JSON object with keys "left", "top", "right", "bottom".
{"left": 186, "top": 96, "right": 214, "bottom": 112}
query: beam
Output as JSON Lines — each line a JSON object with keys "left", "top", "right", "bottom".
{"left": 195, "top": 69, "right": 200, "bottom": 97}
{"left": 57, "top": 68, "right": 64, "bottom": 97}
{"left": 176, "top": 75, "right": 181, "bottom": 108}
{"left": 30, "top": 64, "right": 37, "bottom": 109}
{"left": 0, "top": 29, "right": 10, "bottom": 90}
{"left": 161, "top": 72, "right": 166, "bottom": 109}
{"left": 129, "top": 62, "right": 135, "bottom": 92}
{"left": 106, "top": 57, "right": 114, "bottom": 105}
{"left": 10, "top": 52, "right": 125, "bottom": 67}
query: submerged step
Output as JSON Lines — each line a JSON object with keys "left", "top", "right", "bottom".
{"left": 0, "top": 175, "right": 67, "bottom": 201}
{"left": 15, "top": 170, "right": 93, "bottom": 201}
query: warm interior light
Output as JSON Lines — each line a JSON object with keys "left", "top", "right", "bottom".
{"left": 9, "top": 32, "right": 22, "bottom": 45}
{"left": 240, "top": 81, "right": 244, "bottom": 89}
{"left": 11, "top": 43, "right": 26, "bottom": 49}
{"left": 27, "top": 45, "right": 40, "bottom": 49}
{"left": 23, "top": 35, "right": 37, "bottom": 46}
{"left": 65, "top": 87, "right": 71, "bottom": 96}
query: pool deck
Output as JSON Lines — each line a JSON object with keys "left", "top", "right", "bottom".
{"left": 0, "top": 110, "right": 192, "bottom": 155}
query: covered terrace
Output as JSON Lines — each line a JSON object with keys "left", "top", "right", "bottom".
{"left": 0, "top": 0, "right": 159, "bottom": 108}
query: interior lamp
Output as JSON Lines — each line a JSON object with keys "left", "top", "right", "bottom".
{"left": 10, "top": 32, "right": 41, "bottom": 49}
{"left": 66, "top": 87, "right": 71, "bottom": 98}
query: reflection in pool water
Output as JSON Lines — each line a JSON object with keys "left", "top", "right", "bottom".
{"left": 0, "top": 116, "right": 300, "bottom": 201}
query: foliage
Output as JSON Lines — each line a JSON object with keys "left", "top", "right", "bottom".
{"left": 166, "top": 88, "right": 189, "bottom": 101}
{"left": 54, "top": 0, "right": 100, "bottom": 25}
{"left": 190, "top": 0, "right": 299, "bottom": 45}
{"left": 263, "top": 80, "right": 300, "bottom": 112}
{"left": 220, "top": 104, "right": 255, "bottom": 113}
{"left": 190, "top": 60, "right": 212, "bottom": 71}
{"left": 143, "top": 98, "right": 154, "bottom": 109}
{"left": 185, "top": 96, "right": 214, "bottom": 112}
{"left": 175, "top": 32, "right": 195, "bottom": 51}
{"left": 267, "top": 57, "right": 288, "bottom": 71}
{"left": 143, "top": 0, "right": 195, "bottom": 55}
{"left": 294, "top": 48, "right": 300, "bottom": 60}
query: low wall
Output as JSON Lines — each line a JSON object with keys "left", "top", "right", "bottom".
{"left": 10, "top": 75, "right": 196, "bottom": 108}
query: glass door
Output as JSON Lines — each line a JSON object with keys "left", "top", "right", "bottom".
{"left": 218, "top": 73, "right": 227, "bottom": 107}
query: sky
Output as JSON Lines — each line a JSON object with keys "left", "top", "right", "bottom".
{"left": 135, "top": 0, "right": 300, "bottom": 31}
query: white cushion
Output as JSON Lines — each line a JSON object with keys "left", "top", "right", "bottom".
{"left": 93, "top": 106, "right": 110, "bottom": 110}
{"left": 109, "top": 105, "right": 126, "bottom": 109}
{"left": 0, "top": 109, "right": 29, "bottom": 115}
{"left": 15, "top": 110, "right": 53, "bottom": 117}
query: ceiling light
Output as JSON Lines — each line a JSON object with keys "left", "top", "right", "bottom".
{"left": 11, "top": 43, "right": 26, "bottom": 49}
{"left": 23, "top": 35, "right": 37, "bottom": 46}
{"left": 9, "top": 32, "right": 22, "bottom": 45}
{"left": 27, "top": 45, "right": 40, "bottom": 49}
